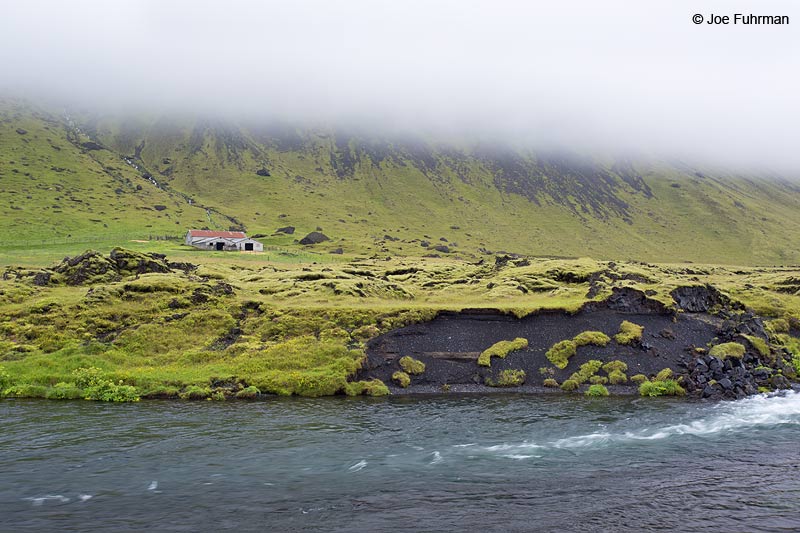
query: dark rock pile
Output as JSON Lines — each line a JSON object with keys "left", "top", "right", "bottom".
{"left": 27, "top": 248, "right": 198, "bottom": 286}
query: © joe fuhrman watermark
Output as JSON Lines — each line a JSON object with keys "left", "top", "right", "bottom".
{"left": 693, "top": 13, "right": 789, "bottom": 25}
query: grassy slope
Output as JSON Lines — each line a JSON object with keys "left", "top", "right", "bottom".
{"left": 3, "top": 98, "right": 800, "bottom": 264}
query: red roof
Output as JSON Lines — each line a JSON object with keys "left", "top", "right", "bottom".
{"left": 188, "top": 230, "right": 247, "bottom": 238}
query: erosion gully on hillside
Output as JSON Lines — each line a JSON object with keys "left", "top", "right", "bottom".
{"left": 360, "top": 287, "right": 797, "bottom": 399}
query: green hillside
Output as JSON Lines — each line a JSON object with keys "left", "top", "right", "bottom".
{"left": 3, "top": 97, "right": 800, "bottom": 264}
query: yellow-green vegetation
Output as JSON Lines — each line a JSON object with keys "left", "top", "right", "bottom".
{"left": 235, "top": 386, "right": 261, "bottom": 399}
{"left": 589, "top": 375, "right": 608, "bottom": 385}
{"left": 398, "top": 356, "right": 426, "bottom": 375}
{"left": 767, "top": 319, "right": 790, "bottom": 334}
{"left": 543, "top": 378, "right": 559, "bottom": 387}
{"left": 708, "top": 342, "right": 746, "bottom": 359}
{"left": 655, "top": 368, "right": 674, "bottom": 381}
{"left": 639, "top": 380, "right": 686, "bottom": 397}
{"left": 569, "top": 360, "right": 603, "bottom": 384}
{"left": 602, "top": 360, "right": 628, "bottom": 384}
{"left": 478, "top": 338, "right": 529, "bottom": 367}
{"left": 3, "top": 229, "right": 800, "bottom": 400}
{"left": 344, "top": 379, "right": 390, "bottom": 396}
{"left": 573, "top": 331, "right": 611, "bottom": 347}
{"left": 560, "top": 379, "right": 579, "bottom": 391}
{"left": 485, "top": 369, "right": 526, "bottom": 387}
{"left": 545, "top": 340, "right": 577, "bottom": 369}
{"left": 614, "top": 321, "right": 644, "bottom": 345}
{"left": 743, "top": 335, "right": 770, "bottom": 357}
{"left": 586, "top": 384, "right": 610, "bottom": 397}
{"left": 630, "top": 374, "right": 648, "bottom": 384}
{"left": 392, "top": 371, "right": 411, "bottom": 388}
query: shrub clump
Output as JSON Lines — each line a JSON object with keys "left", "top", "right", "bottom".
{"left": 602, "top": 360, "right": 628, "bottom": 384}
{"left": 573, "top": 331, "right": 611, "bottom": 347}
{"left": 345, "top": 379, "right": 390, "bottom": 396}
{"left": 85, "top": 380, "right": 140, "bottom": 402}
{"left": 399, "top": 356, "right": 426, "bottom": 375}
{"left": 589, "top": 375, "right": 608, "bottom": 385}
{"left": 560, "top": 379, "right": 579, "bottom": 391}
{"left": 486, "top": 369, "right": 526, "bottom": 387}
{"left": 614, "top": 321, "right": 644, "bottom": 345}
{"left": 73, "top": 366, "right": 140, "bottom": 402}
{"left": 545, "top": 340, "right": 577, "bottom": 369}
{"left": 392, "top": 371, "right": 411, "bottom": 388}
{"left": 569, "top": 360, "right": 603, "bottom": 384}
{"left": 708, "top": 342, "right": 746, "bottom": 359}
{"left": 607, "top": 371, "right": 627, "bottom": 385}
{"left": 478, "top": 338, "right": 529, "bottom": 367}
{"left": 586, "top": 384, "right": 610, "bottom": 397}
{"left": 543, "top": 378, "right": 559, "bottom": 388}
{"left": 639, "top": 380, "right": 685, "bottom": 397}
{"left": 630, "top": 374, "right": 648, "bottom": 385}
{"left": 235, "top": 386, "right": 261, "bottom": 399}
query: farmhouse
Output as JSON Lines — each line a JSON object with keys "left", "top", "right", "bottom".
{"left": 185, "top": 230, "right": 263, "bottom": 252}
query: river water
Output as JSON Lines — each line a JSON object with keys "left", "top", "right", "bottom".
{"left": 2, "top": 392, "right": 800, "bottom": 532}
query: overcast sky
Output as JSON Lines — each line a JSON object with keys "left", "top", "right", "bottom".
{"left": 1, "top": 0, "right": 798, "bottom": 169}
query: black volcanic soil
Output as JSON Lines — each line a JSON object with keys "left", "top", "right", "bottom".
{"left": 358, "top": 287, "right": 795, "bottom": 398}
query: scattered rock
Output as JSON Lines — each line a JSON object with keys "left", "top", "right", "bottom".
{"left": 153, "top": 205, "right": 167, "bottom": 211}
{"left": 256, "top": 168, "right": 271, "bottom": 177}
{"left": 299, "top": 231, "right": 329, "bottom": 245}
{"left": 330, "top": 248, "right": 344, "bottom": 254}
{"left": 15, "top": 128, "right": 27, "bottom": 135}
{"left": 276, "top": 226, "right": 295, "bottom": 234}
{"left": 433, "top": 245, "right": 450, "bottom": 254}
{"left": 80, "top": 141, "right": 103, "bottom": 151}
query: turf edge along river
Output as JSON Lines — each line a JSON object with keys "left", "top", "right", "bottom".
{"left": 361, "top": 286, "right": 798, "bottom": 399}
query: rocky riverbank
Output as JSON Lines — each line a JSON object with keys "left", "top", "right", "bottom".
{"left": 360, "top": 286, "right": 798, "bottom": 399}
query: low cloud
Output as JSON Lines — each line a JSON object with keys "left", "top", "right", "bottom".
{"left": 1, "top": 0, "right": 799, "bottom": 170}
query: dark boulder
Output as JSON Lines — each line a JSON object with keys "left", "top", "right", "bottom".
{"left": 330, "top": 248, "right": 344, "bottom": 255}
{"left": 671, "top": 284, "right": 742, "bottom": 313}
{"left": 276, "top": 226, "right": 295, "bottom": 234}
{"left": 256, "top": 168, "right": 271, "bottom": 177}
{"left": 15, "top": 128, "right": 27, "bottom": 135}
{"left": 80, "top": 141, "right": 103, "bottom": 151}
{"left": 154, "top": 205, "right": 167, "bottom": 211}
{"left": 299, "top": 231, "right": 329, "bottom": 245}
{"left": 433, "top": 245, "right": 450, "bottom": 254}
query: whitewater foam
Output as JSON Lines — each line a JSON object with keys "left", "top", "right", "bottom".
{"left": 485, "top": 391, "right": 800, "bottom": 456}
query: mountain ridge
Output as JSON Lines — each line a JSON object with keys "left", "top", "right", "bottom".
{"left": 2, "top": 98, "right": 800, "bottom": 264}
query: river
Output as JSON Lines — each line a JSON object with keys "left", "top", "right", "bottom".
{"left": 2, "top": 392, "right": 799, "bottom": 532}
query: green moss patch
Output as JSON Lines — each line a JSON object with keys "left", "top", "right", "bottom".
{"left": 573, "top": 330, "right": 611, "bottom": 347}
{"left": 614, "top": 320, "right": 644, "bottom": 345}
{"left": 569, "top": 360, "right": 603, "bottom": 384}
{"left": 586, "top": 384, "right": 609, "bottom": 397}
{"left": 560, "top": 379, "right": 579, "bottom": 391}
{"left": 543, "top": 378, "right": 559, "bottom": 388}
{"left": 392, "top": 371, "right": 411, "bottom": 388}
{"left": 478, "top": 338, "right": 528, "bottom": 367}
{"left": 708, "top": 342, "right": 746, "bottom": 359}
{"left": 399, "top": 356, "right": 426, "bottom": 375}
{"left": 639, "top": 380, "right": 685, "bottom": 397}
{"left": 545, "top": 339, "right": 576, "bottom": 369}
{"left": 485, "top": 369, "right": 526, "bottom": 387}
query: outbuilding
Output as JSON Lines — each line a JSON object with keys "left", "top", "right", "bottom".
{"left": 185, "top": 230, "right": 263, "bottom": 252}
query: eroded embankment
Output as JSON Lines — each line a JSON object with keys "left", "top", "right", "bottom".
{"left": 359, "top": 287, "right": 797, "bottom": 399}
